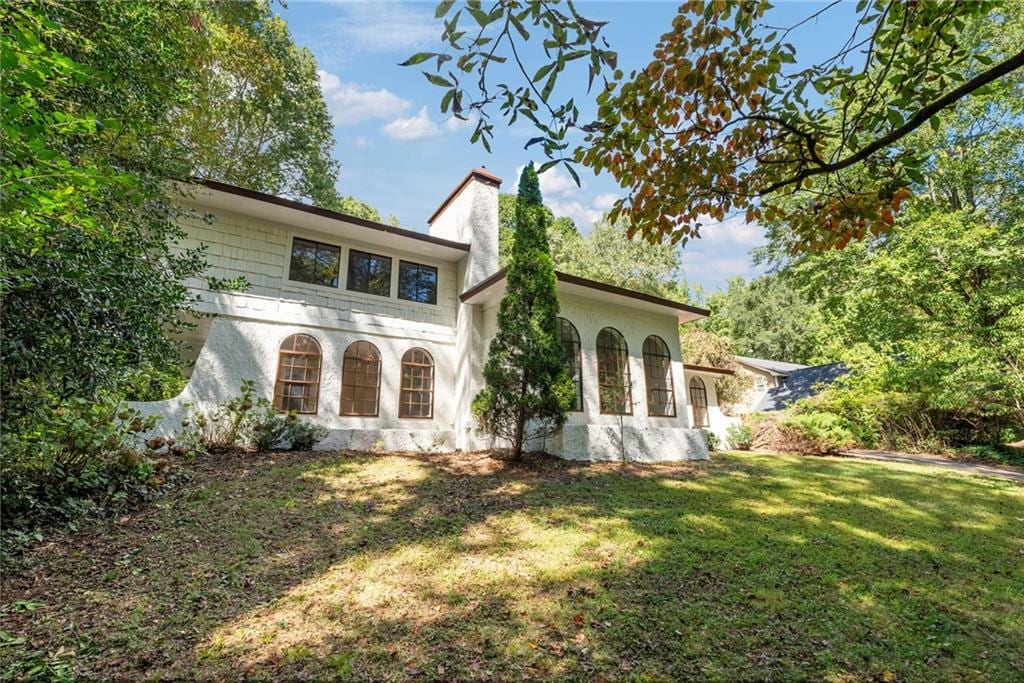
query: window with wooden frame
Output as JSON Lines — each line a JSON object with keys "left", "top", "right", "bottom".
{"left": 689, "top": 376, "right": 709, "bottom": 427}
{"left": 273, "top": 334, "right": 322, "bottom": 414}
{"left": 397, "top": 261, "right": 438, "bottom": 304}
{"left": 340, "top": 341, "right": 381, "bottom": 416}
{"left": 596, "top": 327, "right": 632, "bottom": 415}
{"left": 558, "top": 317, "right": 583, "bottom": 411}
{"left": 288, "top": 237, "right": 341, "bottom": 288}
{"left": 346, "top": 249, "right": 392, "bottom": 297}
{"left": 399, "top": 348, "right": 434, "bottom": 418}
{"left": 643, "top": 335, "right": 676, "bottom": 417}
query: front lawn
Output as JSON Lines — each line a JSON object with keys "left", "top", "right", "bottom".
{"left": 3, "top": 451, "right": 1022, "bottom": 680}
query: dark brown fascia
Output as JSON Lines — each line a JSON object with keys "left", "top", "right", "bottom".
{"left": 194, "top": 179, "right": 471, "bottom": 252}
{"left": 683, "top": 363, "right": 735, "bottom": 375}
{"left": 427, "top": 167, "right": 503, "bottom": 225}
{"left": 459, "top": 268, "right": 712, "bottom": 318}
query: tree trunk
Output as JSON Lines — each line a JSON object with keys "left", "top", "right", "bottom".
{"left": 511, "top": 406, "right": 526, "bottom": 460}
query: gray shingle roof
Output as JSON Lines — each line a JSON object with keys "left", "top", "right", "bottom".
{"left": 754, "top": 363, "right": 848, "bottom": 411}
{"left": 735, "top": 356, "right": 809, "bottom": 375}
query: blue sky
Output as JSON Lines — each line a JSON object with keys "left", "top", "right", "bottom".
{"left": 281, "top": 1, "right": 855, "bottom": 292}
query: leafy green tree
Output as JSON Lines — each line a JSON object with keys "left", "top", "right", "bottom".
{"left": 678, "top": 327, "right": 750, "bottom": 410}
{"left": 497, "top": 193, "right": 581, "bottom": 268}
{"left": 472, "top": 164, "right": 575, "bottom": 459}
{"left": 174, "top": 1, "right": 379, "bottom": 218}
{"left": 704, "top": 275, "right": 825, "bottom": 364}
{"left": 410, "top": 0, "right": 1023, "bottom": 250}
{"left": 1, "top": 1, "right": 208, "bottom": 418}
{"left": 761, "top": 66, "right": 1024, "bottom": 444}
{"left": 560, "top": 217, "right": 690, "bottom": 301}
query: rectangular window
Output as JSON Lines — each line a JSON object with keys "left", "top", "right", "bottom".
{"left": 397, "top": 261, "right": 438, "bottom": 304}
{"left": 288, "top": 237, "right": 340, "bottom": 288}
{"left": 346, "top": 249, "right": 392, "bottom": 297}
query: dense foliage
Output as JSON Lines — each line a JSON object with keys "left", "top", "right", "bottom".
{"left": 1, "top": 1, "right": 365, "bottom": 536}
{"left": 704, "top": 275, "right": 824, "bottom": 365}
{"left": 678, "top": 327, "right": 749, "bottom": 408}
{"left": 754, "top": 35, "right": 1024, "bottom": 450}
{"left": 412, "top": 0, "right": 1023, "bottom": 250}
{"left": 473, "top": 164, "right": 575, "bottom": 458}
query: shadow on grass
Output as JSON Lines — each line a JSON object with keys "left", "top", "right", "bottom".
{"left": 3, "top": 451, "right": 1022, "bottom": 680}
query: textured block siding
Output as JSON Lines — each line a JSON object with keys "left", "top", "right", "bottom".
{"left": 173, "top": 201, "right": 459, "bottom": 329}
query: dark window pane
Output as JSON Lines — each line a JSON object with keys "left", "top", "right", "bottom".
{"left": 398, "top": 261, "right": 438, "bottom": 304}
{"left": 558, "top": 318, "right": 583, "bottom": 411}
{"left": 347, "top": 250, "right": 392, "bottom": 296}
{"left": 273, "top": 334, "right": 321, "bottom": 414}
{"left": 289, "top": 238, "right": 340, "bottom": 288}
{"left": 597, "top": 327, "right": 632, "bottom": 415}
{"left": 643, "top": 335, "right": 676, "bottom": 417}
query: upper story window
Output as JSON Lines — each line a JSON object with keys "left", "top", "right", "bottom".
{"left": 398, "top": 261, "right": 438, "bottom": 304}
{"left": 558, "top": 317, "right": 583, "bottom": 411}
{"left": 289, "top": 237, "right": 340, "bottom": 288}
{"left": 597, "top": 327, "right": 632, "bottom": 415}
{"left": 347, "top": 249, "right": 392, "bottom": 297}
{"left": 643, "top": 335, "right": 676, "bottom": 417}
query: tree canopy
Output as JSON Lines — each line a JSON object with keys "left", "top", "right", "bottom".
{"left": 409, "top": 0, "right": 1024, "bottom": 250}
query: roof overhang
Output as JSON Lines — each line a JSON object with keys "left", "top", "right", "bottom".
{"left": 683, "top": 363, "right": 735, "bottom": 376}
{"left": 175, "top": 180, "right": 472, "bottom": 262}
{"left": 460, "top": 269, "right": 709, "bottom": 323}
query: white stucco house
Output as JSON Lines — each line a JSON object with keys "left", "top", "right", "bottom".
{"left": 133, "top": 169, "right": 738, "bottom": 461}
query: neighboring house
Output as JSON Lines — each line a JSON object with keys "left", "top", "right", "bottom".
{"left": 753, "top": 363, "right": 847, "bottom": 412}
{"left": 133, "top": 169, "right": 738, "bottom": 461}
{"left": 733, "top": 356, "right": 846, "bottom": 413}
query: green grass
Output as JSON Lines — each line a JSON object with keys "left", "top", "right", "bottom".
{"left": 3, "top": 451, "right": 1023, "bottom": 681}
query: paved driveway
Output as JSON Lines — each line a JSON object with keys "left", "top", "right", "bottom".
{"left": 844, "top": 449, "right": 1024, "bottom": 483}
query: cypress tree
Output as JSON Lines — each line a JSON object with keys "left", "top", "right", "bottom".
{"left": 471, "top": 163, "right": 575, "bottom": 459}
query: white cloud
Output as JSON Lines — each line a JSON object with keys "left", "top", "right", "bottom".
{"left": 515, "top": 164, "right": 584, "bottom": 196}
{"left": 318, "top": 70, "right": 409, "bottom": 126}
{"left": 443, "top": 113, "right": 477, "bottom": 132}
{"left": 547, "top": 198, "right": 604, "bottom": 229}
{"left": 592, "top": 193, "right": 619, "bottom": 211}
{"left": 330, "top": 2, "right": 439, "bottom": 53}
{"left": 693, "top": 214, "right": 765, "bottom": 248}
{"left": 381, "top": 106, "right": 442, "bottom": 140}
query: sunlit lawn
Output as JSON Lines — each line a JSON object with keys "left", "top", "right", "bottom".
{"left": 3, "top": 451, "right": 1023, "bottom": 681}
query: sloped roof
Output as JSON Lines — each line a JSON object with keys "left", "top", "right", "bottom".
{"left": 754, "top": 363, "right": 848, "bottom": 411}
{"left": 735, "top": 355, "right": 809, "bottom": 376}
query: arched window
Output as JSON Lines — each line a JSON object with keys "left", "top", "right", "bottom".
{"left": 597, "top": 327, "right": 632, "bottom": 415}
{"left": 340, "top": 341, "right": 381, "bottom": 416}
{"left": 273, "top": 333, "right": 322, "bottom": 414}
{"left": 399, "top": 348, "right": 434, "bottom": 418}
{"left": 643, "top": 335, "right": 676, "bottom": 417}
{"left": 689, "top": 376, "right": 709, "bottom": 427}
{"left": 558, "top": 318, "right": 583, "bottom": 411}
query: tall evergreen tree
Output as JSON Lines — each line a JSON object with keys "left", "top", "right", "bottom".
{"left": 472, "top": 164, "right": 575, "bottom": 459}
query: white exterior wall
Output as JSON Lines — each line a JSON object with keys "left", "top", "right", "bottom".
{"left": 133, "top": 316, "right": 458, "bottom": 452}
{"left": 733, "top": 365, "right": 777, "bottom": 414}
{"left": 685, "top": 370, "right": 742, "bottom": 448}
{"left": 471, "top": 293, "right": 710, "bottom": 461}
{"left": 174, "top": 202, "right": 459, "bottom": 329}
{"left": 427, "top": 174, "right": 500, "bottom": 450}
